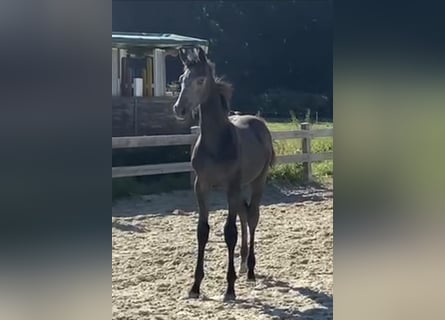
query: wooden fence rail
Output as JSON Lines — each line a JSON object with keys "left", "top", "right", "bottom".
{"left": 112, "top": 122, "right": 333, "bottom": 183}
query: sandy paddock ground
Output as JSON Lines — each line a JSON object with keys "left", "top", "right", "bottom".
{"left": 112, "top": 184, "right": 333, "bottom": 320}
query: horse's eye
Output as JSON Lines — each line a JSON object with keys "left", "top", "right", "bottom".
{"left": 196, "top": 78, "right": 205, "bottom": 85}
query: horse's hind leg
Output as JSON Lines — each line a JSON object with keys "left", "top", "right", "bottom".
{"left": 238, "top": 202, "right": 249, "bottom": 274}
{"left": 246, "top": 172, "right": 267, "bottom": 281}
{"left": 224, "top": 184, "right": 244, "bottom": 301}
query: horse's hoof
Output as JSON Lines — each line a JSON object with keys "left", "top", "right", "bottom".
{"left": 239, "top": 263, "right": 247, "bottom": 274}
{"left": 247, "top": 273, "right": 256, "bottom": 282}
{"left": 188, "top": 290, "right": 200, "bottom": 299}
{"left": 223, "top": 293, "right": 236, "bottom": 302}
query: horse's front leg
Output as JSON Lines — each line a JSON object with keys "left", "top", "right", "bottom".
{"left": 189, "top": 176, "right": 209, "bottom": 298}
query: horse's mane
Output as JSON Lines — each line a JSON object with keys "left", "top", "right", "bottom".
{"left": 215, "top": 78, "right": 233, "bottom": 113}
{"left": 210, "top": 61, "right": 233, "bottom": 113}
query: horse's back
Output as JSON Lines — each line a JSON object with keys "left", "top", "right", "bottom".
{"left": 229, "top": 114, "right": 269, "bottom": 135}
{"left": 229, "top": 115, "right": 275, "bottom": 184}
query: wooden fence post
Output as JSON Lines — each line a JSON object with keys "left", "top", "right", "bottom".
{"left": 301, "top": 122, "right": 312, "bottom": 183}
{"left": 190, "top": 126, "right": 200, "bottom": 187}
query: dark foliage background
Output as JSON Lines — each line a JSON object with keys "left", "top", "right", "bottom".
{"left": 113, "top": 0, "right": 332, "bottom": 119}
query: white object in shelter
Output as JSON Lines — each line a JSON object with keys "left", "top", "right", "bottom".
{"left": 133, "top": 78, "right": 143, "bottom": 97}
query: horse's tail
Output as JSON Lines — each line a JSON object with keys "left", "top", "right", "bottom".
{"left": 265, "top": 126, "right": 276, "bottom": 168}
{"left": 269, "top": 144, "right": 276, "bottom": 168}
{"left": 250, "top": 115, "right": 276, "bottom": 169}
{"left": 261, "top": 119, "right": 276, "bottom": 168}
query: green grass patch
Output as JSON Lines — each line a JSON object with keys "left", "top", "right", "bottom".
{"left": 267, "top": 118, "right": 333, "bottom": 185}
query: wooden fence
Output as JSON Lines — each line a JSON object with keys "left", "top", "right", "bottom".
{"left": 112, "top": 122, "right": 333, "bottom": 183}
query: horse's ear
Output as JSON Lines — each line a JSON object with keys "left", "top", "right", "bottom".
{"left": 178, "top": 48, "right": 188, "bottom": 65}
{"left": 197, "top": 47, "right": 207, "bottom": 63}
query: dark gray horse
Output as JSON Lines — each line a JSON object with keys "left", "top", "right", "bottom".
{"left": 173, "top": 47, "right": 275, "bottom": 301}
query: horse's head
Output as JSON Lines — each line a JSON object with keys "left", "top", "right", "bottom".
{"left": 173, "top": 47, "right": 214, "bottom": 120}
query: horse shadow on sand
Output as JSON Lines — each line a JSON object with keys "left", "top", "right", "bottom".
{"left": 112, "top": 182, "right": 332, "bottom": 218}
{"left": 199, "top": 274, "right": 332, "bottom": 320}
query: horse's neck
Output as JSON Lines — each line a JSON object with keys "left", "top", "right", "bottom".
{"left": 199, "top": 87, "right": 230, "bottom": 151}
